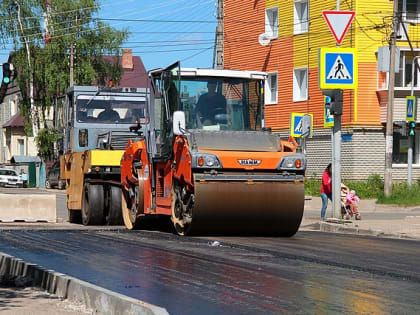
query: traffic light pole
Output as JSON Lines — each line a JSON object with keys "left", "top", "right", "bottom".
{"left": 332, "top": 108, "right": 342, "bottom": 220}
{"left": 408, "top": 135, "right": 413, "bottom": 187}
{"left": 323, "top": 89, "right": 343, "bottom": 220}
{"left": 332, "top": 0, "right": 341, "bottom": 220}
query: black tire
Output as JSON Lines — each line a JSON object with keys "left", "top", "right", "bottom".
{"left": 45, "top": 180, "right": 51, "bottom": 189}
{"left": 121, "top": 188, "right": 143, "bottom": 230}
{"left": 106, "top": 186, "right": 123, "bottom": 225}
{"left": 68, "top": 209, "right": 82, "bottom": 224}
{"left": 82, "top": 183, "right": 105, "bottom": 225}
{"left": 171, "top": 185, "right": 192, "bottom": 236}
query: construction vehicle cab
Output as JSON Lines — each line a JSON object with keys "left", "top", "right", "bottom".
{"left": 61, "top": 86, "right": 149, "bottom": 225}
{"left": 121, "top": 62, "right": 306, "bottom": 236}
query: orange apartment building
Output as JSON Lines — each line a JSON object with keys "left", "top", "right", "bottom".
{"left": 224, "top": 0, "right": 420, "bottom": 181}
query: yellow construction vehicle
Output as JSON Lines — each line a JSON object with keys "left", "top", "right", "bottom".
{"left": 121, "top": 62, "right": 306, "bottom": 236}
{"left": 60, "top": 86, "right": 148, "bottom": 225}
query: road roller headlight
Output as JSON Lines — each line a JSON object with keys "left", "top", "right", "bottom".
{"left": 192, "top": 152, "right": 222, "bottom": 169}
{"left": 278, "top": 153, "right": 306, "bottom": 170}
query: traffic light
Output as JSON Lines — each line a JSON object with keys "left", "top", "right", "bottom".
{"left": 2, "top": 63, "right": 12, "bottom": 85}
{"left": 408, "top": 121, "right": 416, "bottom": 136}
{"left": 322, "top": 89, "right": 343, "bottom": 115}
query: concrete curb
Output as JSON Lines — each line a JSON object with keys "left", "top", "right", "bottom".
{"left": 301, "top": 221, "right": 418, "bottom": 240}
{"left": 0, "top": 252, "right": 168, "bottom": 315}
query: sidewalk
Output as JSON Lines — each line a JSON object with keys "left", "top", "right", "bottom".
{"left": 300, "top": 196, "right": 420, "bottom": 240}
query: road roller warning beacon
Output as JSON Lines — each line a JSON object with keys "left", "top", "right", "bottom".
{"left": 121, "top": 62, "right": 306, "bottom": 236}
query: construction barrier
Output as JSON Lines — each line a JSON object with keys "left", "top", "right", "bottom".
{"left": 0, "top": 193, "right": 56, "bottom": 222}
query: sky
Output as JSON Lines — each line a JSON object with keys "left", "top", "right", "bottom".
{"left": 0, "top": 0, "right": 217, "bottom": 76}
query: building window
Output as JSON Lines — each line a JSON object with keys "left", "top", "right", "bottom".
{"left": 294, "top": 0, "right": 309, "bottom": 34}
{"left": 395, "top": 50, "right": 420, "bottom": 88}
{"left": 399, "top": 0, "right": 420, "bottom": 22}
{"left": 265, "top": 7, "right": 278, "bottom": 39}
{"left": 392, "top": 132, "right": 418, "bottom": 165}
{"left": 18, "top": 139, "right": 24, "bottom": 156}
{"left": 265, "top": 72, "right": 278, "bottom": 105}
{"left": 293, "top": 68, "right": 308, "bottom": 102}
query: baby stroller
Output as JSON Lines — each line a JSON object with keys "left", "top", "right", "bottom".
{"left": 341, "top": 184, "right": 362, "bottom": 220}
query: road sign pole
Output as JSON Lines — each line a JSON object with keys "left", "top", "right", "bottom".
{"left": 333, "top": 0, "right": 340, "bottom": 220}
{"left": 332, "top": 101, "right": 342, "bottom": 220}
{"left": 331, "top": 128, "right": 335, "bottom": 217}
{"left": 320, "top": 5, "right": 355, "bottom": 221}
{"left": 408, "top": 137, "right": 413, "bottom": 187}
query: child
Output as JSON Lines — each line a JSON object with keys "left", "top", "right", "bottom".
{"left": 345, "top": 190, "right": 361, "bottom": 220}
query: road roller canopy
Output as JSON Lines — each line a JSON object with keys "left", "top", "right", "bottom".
{"left": 178, "top": 69, "right": 266, "bottom": 132}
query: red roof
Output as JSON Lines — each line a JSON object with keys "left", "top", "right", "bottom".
{"left": 101, "top": 55, "right": 148, "bottom": 88}
{"left": 3, "top": 112, "right": 24, "bottom": 128}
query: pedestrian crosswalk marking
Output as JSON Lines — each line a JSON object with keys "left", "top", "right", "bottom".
{"left": 408, "top": 100, "right": 413, "bottom": 116}
{"left": 327, "top": 55, "right": 352, "bottom": 80}
{"left": 294, "top": 117, "right": 302, "bottom": 133}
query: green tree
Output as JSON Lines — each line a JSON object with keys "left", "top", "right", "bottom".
{"left": 0, "top": 0, "right": 128, "bottom": 137}
{"left": 35, "top": 127, "right": 61, "bottom": 160}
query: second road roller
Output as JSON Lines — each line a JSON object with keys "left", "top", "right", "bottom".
{"left": 121, "top": 62, "right": 307, "bottom": 236}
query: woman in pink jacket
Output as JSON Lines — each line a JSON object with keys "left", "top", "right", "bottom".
{"left": 320, "top": 163, "right": 332, "bottom": 220}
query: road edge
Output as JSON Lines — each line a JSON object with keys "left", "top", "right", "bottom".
{"left": 0, "top": 252, "right": 168, "bottom": 315}
{"left": 301, "top": 221, "right": 418, "bottom": 240}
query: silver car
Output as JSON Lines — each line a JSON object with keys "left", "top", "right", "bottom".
{"left": 0, "top": 168, "right": 24, "bottom": 187}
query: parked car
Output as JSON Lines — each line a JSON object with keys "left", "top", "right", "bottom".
{"left": 46, "top": 160, "right": 65, "bottom": 189}
{"left": 0, "top": 168, "right": 24, "bottom": 188}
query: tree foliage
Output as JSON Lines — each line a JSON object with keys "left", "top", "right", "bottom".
{"left": 35, "top": 127, "right": 61, "bottom": 160}
{"left": 0, "top": 0, "right": 128, "bottom": 135}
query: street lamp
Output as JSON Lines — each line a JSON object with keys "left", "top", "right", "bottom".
{"left": 410, "top": 56, "right": 420, "bottom": 98}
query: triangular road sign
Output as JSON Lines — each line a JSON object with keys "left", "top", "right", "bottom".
{"left": 323, "top": 11, "right": 355, "bottom": 45}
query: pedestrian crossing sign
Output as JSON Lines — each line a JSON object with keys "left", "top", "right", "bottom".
{"left": 290, "top": 112, "right": 313, "bottom": 138}
{"left": 406, "top": 96, "right": 417, "bottom": 122}
{"left": 319, "top": 47, "right": 358, "bottom": 89}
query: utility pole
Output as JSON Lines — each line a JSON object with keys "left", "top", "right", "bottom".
{"left": 69, "top": 43, "right": 74, "bottom": 87}
{"left": 216, "top": 0, "right": 224, "bottom": 69}
{"left": 384, "top": 0, "right": 399, "bottom": 197}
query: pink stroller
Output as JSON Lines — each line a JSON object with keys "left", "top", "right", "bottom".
{"left": 341, "top": 184, "right": 362, "bottom": 220}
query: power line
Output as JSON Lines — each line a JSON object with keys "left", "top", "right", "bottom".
{"left": 95, "top": 18, "right": 216, "bottom": 23}
{"left": 0, "top": 0, "right": 188, "bottom": 23}
{"left": 131, "top": 31, "right": 214, "bottom": 34}
{"left": 0, "top": 0, "right": 214, "bottom": 38}
{"left": 0, "top": 0, "right": 215, "bottom": 43}
{"left": 127, "top": 47, "right": 215, "bottom": 54}
{"left": 125, "top": 39, "right": 214, "bottom": 43}
{"left": 181, "top": 46, "right": 214, "bottom": 62}
{"left": 122, "top": 42, "right": 214, "bottom": 48}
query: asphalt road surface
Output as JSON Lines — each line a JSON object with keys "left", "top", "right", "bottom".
{"left": 0, "top": 228, "right": 418, "bottom": 314}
